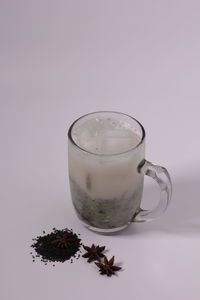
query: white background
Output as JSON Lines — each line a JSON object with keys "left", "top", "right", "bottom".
{"left": 1, "top": 1, "right": 200, "bottom": 299}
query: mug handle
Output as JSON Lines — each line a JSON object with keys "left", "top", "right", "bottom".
{"left": 133, "top": 160, "right": 172, "bottom": 222}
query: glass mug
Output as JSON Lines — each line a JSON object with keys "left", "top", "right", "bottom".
{"left": 68, "top": 111, "right": 172, "bottom": 233}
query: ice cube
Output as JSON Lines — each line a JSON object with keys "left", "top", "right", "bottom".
{"left": 101, "top": 129, "right": 138, "bottom": 154}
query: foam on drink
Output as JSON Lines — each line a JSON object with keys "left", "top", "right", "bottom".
{"left": 72, "top": 118, "right": 141, "bottom": 155}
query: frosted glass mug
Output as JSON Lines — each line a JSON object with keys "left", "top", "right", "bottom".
{"left": 68, "top": 111, "right": 172, "bottom": 233}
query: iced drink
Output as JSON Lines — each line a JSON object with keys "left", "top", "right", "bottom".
{"left": 68, "top": 112, "right": 145, "bottom": 231}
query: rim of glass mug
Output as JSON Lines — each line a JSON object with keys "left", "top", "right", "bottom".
{"left": 68, "top": 111, "right": 146, "bottom": 156}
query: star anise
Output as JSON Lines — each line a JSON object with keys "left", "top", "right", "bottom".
{"left": 82, "top": 244, "right": 105, "bottom": 262}
{"left": 95, "top": 256, "right": 121, "bottom": 277}
{"left": 50, "top": 234, "right": 73, "bottom": 248}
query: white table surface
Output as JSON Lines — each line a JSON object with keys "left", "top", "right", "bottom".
{"left": 1, "top": 1, "right": 200, "bottom": 299}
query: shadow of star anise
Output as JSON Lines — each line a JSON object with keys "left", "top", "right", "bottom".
{"left": 95, "top": 256, "right": 121, "bottom": 277}
{"left": 82, "top": 244, "right": 105, "bottom": 262}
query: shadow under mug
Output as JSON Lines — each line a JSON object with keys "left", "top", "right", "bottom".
{"left": 68, "top": 111, "right": 172, "bottom": 234}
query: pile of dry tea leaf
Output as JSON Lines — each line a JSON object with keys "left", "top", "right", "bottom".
{"left": 31, "top": 228, "right": 81, "bottom": 265}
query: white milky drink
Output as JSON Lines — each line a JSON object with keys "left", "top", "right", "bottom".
{"left": 68, "top": 112, "right": 145, "bottom": 232}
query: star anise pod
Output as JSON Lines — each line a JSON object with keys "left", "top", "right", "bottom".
{"left": 95, "top": 256, "right": 121, "bottom": 277}
{"left": 50, "top": 234, "right": 73, "bottom": 248}
{"left": 82, "top": 244, "right": 105, "bottom": 262}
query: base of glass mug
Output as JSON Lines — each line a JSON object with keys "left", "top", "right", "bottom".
{"left": 82, "top": 222, "right": 129, "bottom": 234}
